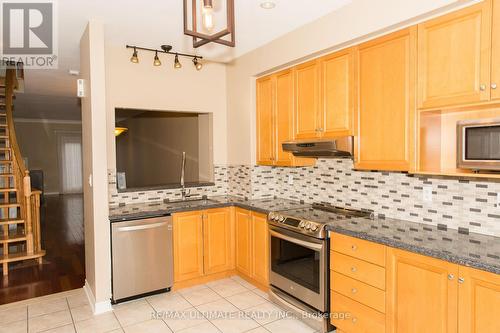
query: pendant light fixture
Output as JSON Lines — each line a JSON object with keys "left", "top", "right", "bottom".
{"left": 174, "top": 54, "right": 182, "bottom": 69}
{"left": 183, "top": 0, "right": 235, "bottom": 48}
{"left": 130, "top": 47, "right": 139, "bottom": 63}
{"left": 153, "top": 51, "right": 162, "bottom": 66}
{"left": 115, "top": 127, "right": 128, "bottom": 137}
{"left": 126, "top": 45, "right": 203, "bottom": 71}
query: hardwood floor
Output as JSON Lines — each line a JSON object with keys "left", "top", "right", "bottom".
{"left": 0, "top": 194, "right": 85, "bottom": 305}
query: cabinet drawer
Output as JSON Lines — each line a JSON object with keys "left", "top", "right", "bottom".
{"left": 331, "top": 233, "right": 386, "bottom": 266}
{"left": 330, "top": 251, "right": 385, "bottom": 290}
{"left": 331, "top": 291, "right": 385, "bottom": 333}
{"left": 331, "top": 271, "right": 385, "bottom": 313}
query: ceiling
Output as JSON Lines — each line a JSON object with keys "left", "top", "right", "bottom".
{"left": 22, "top": 0, "right": 352, "bottom": 98}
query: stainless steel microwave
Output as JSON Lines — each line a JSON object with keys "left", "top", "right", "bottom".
{"left": 457, "top": 118, "right": 500, "bottom": 171}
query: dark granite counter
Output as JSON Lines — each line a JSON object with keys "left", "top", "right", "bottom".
{"left": 108, "top": 195, "right": 311, "bottom": 222}
{"left": 326, "top": 216, "right": 500, "bottom": 275}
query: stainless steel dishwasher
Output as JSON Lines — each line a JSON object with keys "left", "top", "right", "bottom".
{"left": 111, "top": 215, "right": 173, "bottom": 303}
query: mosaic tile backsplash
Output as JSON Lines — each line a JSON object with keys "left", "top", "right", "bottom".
{"left": 108, "top": 159, "right": 500, "bottom": 237}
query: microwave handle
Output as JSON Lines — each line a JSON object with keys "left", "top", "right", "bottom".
{"left": 269, "top": 230, "right": 323, "bottom": 251}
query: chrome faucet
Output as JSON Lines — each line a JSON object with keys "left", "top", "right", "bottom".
{"left": 180, "top": 151, "right": 191, "bottom": 200}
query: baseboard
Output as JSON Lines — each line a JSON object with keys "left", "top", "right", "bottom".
{"left": 84, "top": 280, "right": 113, "bottom": 315}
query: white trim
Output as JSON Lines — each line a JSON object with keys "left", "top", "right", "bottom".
{"left": 84, "top": 280, "right": 113, "bottom": 315}
{"left": 14, "top": 118, "right": 82, "bottom": 125}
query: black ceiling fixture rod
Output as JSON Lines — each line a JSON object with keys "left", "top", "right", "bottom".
{"left": 125, "top": 45, "right": 203, "bottom": 60}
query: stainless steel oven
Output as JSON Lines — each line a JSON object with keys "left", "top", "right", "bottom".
{"left": 269, "top": 225, "right": 327, "bottom": 312}
{"left": 457, "top": 118, "right": 500, "bottom": 171}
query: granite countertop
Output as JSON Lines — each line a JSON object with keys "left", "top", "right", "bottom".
{"left": 108, "top": 195, "right": 311, "bottom": 222}
{"left": 325, "top": 216, "right": 500, "bottom": 275}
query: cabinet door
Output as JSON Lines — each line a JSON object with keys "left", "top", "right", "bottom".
{"left": 251, "top": 212, "right": 269, "bottom": 286}
{"left": 356, "top": 28, "right": 416, "bottom": 171}
{"left": 256, "top": 76, "right": 275, "bottom": 165}
{"left": 274, "top": 69, "right": 294, "bottom": 165}
{"left": 295, "top": 60, "right": 320, "bottom": 139}
{"left": 320, "top": 48, "right": 356, "bottom": 138}
{"left": 203, "top": 208, "right": 233, "bottom": 275}
{"left": 235, "top": 208, "right": 252, "bottom": 276}
{"left": 386, "top": 248, "right": 458, "bottom": 333}
{"left": 173, "top": 211, "right": 204, "bottom": 282}
{"left": 492, "top": 0, "right": 500, "bottom": 100}
{"left": 458, "top": 266, "right": 500, "bottom": 333}
{"left": 418, "top": 1, "right": 492, "bottom": 108}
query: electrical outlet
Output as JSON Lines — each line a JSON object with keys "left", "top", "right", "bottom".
{"left": 288, "top": 174, "right": 294, "bottom": 185}
{"left": 423, "top": 186, "right": 433, "bottom": 202}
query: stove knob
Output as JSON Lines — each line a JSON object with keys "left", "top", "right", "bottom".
{"left": 305, "top": 222, "right": 311, "bottom": 230}
{"left": 269, "top": 213, "right": 275, "bottom": 221}
{"left": 278, "top": 216, "right": 285, "bottom": 223}
{"left": 299, "top": 221, "right": 306, "bottom": 228}
{"left": 310, "top": 224, "right": 319, "bottom": 232}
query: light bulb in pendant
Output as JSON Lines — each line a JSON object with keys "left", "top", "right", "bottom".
{"left": 174, "top": 54, "right": 182, "bottom": 69}
{"left": 201, "top": 0, "right": 214, "bottom": 31}
{"left": 153, "top": 51, "right": 162, "bottom": 66}
{"left": 130, "top": 47, "right": 139, "bottom": 63}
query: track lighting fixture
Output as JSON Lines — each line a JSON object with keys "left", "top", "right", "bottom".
{"left": 130, "top": 47, "right": 139, "bottom": 63}
{"left": 174, "top": 54, "right": 182, "bottom": 69}
{"left": 153, "top": 51, "right": 162, "bottom": 66}
{"left": 126, "top": 45, "right": 203, "bottom": 71}
{"left": 193, "top": 57, "right": 203, "bottom": 71}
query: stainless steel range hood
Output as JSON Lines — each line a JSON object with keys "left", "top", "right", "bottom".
{"left": 282, "top": 137, "right": 354, "bottom": 158}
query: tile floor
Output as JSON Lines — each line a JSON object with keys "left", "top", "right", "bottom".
{"left": 0, "top": 276, "right": 322, "bottom": 333}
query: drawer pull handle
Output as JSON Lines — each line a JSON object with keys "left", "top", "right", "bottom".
{"left": 351, "top": 288, "right": 358, "bottom": 294}
{"left": 351, "top": 266, "right": 357, "bottom": 273}
{"left": 351, "top": 245, "right": 357, "bottom": 251}
{"left": 352, "top": 317, "right": 358, "bottom": 324}
{"left": 448, "top": 274, "right": 454, "bottom": 281}
{"left": 458, "top": 277, "right": 465, "bottom": 284}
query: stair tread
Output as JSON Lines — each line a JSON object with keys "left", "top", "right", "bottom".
{"left": 0, "top": 250, "right": 45, "bottom": 263}
{"left": 0, "top": 202, "right": 20, "bottom": 207}
{"left": 0, "top": 188, "right": 16, "bottom": 192}
{"left": 0, "top": 160, "right": 12, "bottom": 163}
{"left": 0, "top": 173, "right": 14, "bottom": 177}
{"left": 0, "top": 218, "right": 24, "bottom": 225}
{"left": 0, "top": 231, "right": 26, "bottom": 242}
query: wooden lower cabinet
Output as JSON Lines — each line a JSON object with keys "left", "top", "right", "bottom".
{"left": 173, "top": 208, "right": 233, "bottom": 283}
{"left": 203, "top": 208, "right": 234, "bottom": 275}
{"left": 458, "top": 266, "right": 500, "bottom": 333}
{"left": 235, "top": 208, "right": 269, "bottom": 287}
{"left": 173, "top": 211, "right": 204, "bottom": 282}
{"left": 386, "top": 248, "right": 458, "bottom": 333}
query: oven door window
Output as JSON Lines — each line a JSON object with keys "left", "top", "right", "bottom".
{"left": 270, "top": 234, "right": 320, "bottom": 293}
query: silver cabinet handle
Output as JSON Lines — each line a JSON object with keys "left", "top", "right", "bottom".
{"left": 492, "top": 83, "right": 498, "bottom": 89}
{"left": 351, "top": 288, "right": 358, "bottom": 294}
{"left": 458, "top": 277, "right": 465, "bottom": 284}
{"left": 480, "top": 84, "right": 486, "bottom": 91}
{"left": 351, "top": 244, "right": 358, "bottom": 251}
{"left": 351, "top": 266, "right": 357, "bottom": 273}
{"left": 117, "top": 221, "right": 168, "bottom": 232}
{"left": 448, "top": 274, "right": 454, "bottom": 281}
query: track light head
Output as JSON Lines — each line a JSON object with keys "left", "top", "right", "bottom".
{"left": 153, "top": 51, "right": 162, "bottom": 66}
{"left": 130, "top": 47, "right": 139, "bottom": 63}
{"left": 193, "top": 57, "right": 202, "bottom": 71}
{"left": 174, "top": 54, "right": 182, "bottom": 69}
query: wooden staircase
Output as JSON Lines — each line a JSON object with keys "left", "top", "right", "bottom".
{"left": 0, "top": 63, "right": 45, "bottom": 275}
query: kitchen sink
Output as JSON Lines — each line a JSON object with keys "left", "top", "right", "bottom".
{"left": 165, "top": 198, "right": 218, "bottom": 209}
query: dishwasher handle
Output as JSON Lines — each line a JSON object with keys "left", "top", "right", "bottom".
{"left": 116, "top": 221, "right": 168, "bottom": 232}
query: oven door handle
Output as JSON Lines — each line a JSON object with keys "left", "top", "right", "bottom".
{"left": 269, "top": 230, "right": 323, "bottom": 251}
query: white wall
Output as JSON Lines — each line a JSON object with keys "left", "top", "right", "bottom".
{"left": 80, "top": 20, "right": 112, "bottom": 314}
{"left": 105, "top": 45, "right": 228, "bottom": 171}
{"left": 226, "top": 0, "right": 480, "bottom": 165}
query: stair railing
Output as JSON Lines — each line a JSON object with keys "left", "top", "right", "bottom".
{"left": 4, "top": 67, "right": 41, "bottom": 255}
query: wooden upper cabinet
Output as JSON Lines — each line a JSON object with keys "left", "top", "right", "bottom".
{"left": 235, "top": 208, "right": 252, "bottom": 277}
{"left": 295, "top": 60, "right": 320, "bottom": 139}
{"left": 356, "top": 28, "right": 416, "bottom": 171}
{"left": 320, "top": 48, "right": 356, "bottom": 138}
{"left": 274, "top": 70, "right": 294, "bottom": 165}
{"left": 492, "top": 0, "right": 500, "bottom": 100}
{"left": 203, "top": 208, "right": 233, "bottom": 275}
{"left": 251, "top": 212, "right": 269, "bottom": 286}
{"left": 386, "top": 248, "right": 458, "bottom": 333}
{"left": 458, "top": 266, "right": 500, "bottom": 333}
{"left": 256, "top": 76, "right": 274, "bottom": 165}
{"left": 173, "top": 211, "right": 204, "bottom": 283}
{"left": 418, "top": 1, "right": 492, "bottom": 109}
